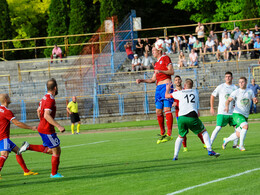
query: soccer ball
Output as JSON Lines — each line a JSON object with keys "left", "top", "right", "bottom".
{"left": 155, "top": 39, "right": 166, "bottom": 51}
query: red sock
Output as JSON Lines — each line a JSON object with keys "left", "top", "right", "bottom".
{"left": 28, "top": 144, "right": 48, "bottom": 153}
{"left": 182, "top": 136, "right": 187, "bottom": 147}
{"left": 0, "top": 155, "right": 8, "bottom": 172}
{"left": 51, "top": 155, "right": 60, "bottom": 176}
{"left": 16, "top": 154, "right": 29, "bottom": 172}
{"left": 165, "top": 111, "right": 173, "bottom": 136}
{"left": 157, "top": 114, "right": 165, "bottom": 135}
{"left": 198, "top": 133, "right": 205, "bottom": 144}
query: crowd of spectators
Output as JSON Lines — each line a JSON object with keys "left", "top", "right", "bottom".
{"left": 124, "top": 23, "right": 260, "bottom": 71}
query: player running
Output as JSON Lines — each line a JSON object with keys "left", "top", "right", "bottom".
{"left": 210, "top": 71, "right": 238, "bottom": 147}
{"left": 222, "top": 77, "right": 258, "bottom": 151}
{"left": 0, "top": 94, "right": 38, "bottom": 178}
{"left": 18, "top": 78, "right": 65, "bottom": 178}
{"left": 165, "top": 79, "right": 220, "bottom": 160}
{"left": 173, "top": 75, "right": 206, "bottom": 152}
{"left": 136, "top": 39, "right": 174, "bottom": 144}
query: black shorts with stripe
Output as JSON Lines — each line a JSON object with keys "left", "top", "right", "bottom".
{"left": 70, "top": 113, "right": 80, "bottom": 123}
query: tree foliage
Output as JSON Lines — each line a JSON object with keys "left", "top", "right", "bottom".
{"left": 95, "top": 0, "right": 122, "bottom": 23}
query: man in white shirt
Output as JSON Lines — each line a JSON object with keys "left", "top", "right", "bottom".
{"left": 131, "top": 54, "right": 141, "bottom": 71}
{"left": 165, "top": 79, "right": 220, "bottom": 160}
{"left": 204, "top": 37, "right": 215, "bottom": 54}
{"left": 222, "top": 33, "right": 232, "bottom": 50}
{"left": 141, "top": 53, "right": 154, "bottom": 70}
{"left": 210, "top": 72, "right": 238, "bottom": 147}
{"left": 172, "top": 35, "right": 181, "bottom": 53}
{"left": 164, "top": 36, "right": 172, "bottom": 54}
{"left": 223, "top": 77, "right": 258, "bottom": 151}
{"left": 188, "top": 34, "right": 196, "bottom": 52}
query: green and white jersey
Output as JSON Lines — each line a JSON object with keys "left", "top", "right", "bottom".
{"left": 212, "top": 83, "right": 237, "bottom": 115}
{"left": 230, "top": 88, "right": 255, "bottom": 118}
{"left": 171, "top": 89, "right": 199, "bottom": 116}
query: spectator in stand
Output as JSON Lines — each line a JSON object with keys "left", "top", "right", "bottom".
{"left": 252, "top": 36, "right": 260, "bottom": 59}
{"left": 188, "top": 34, "right": 196, "bottom": 52}
{"left": 239, "top": 31, "right": 245, "bottom": 40}
{"left": 180, "top": 35, "right": 188, "bottom": 53}
{"left": 254, "top": 24, "right": 260, "bottom": 36}
{"left": 222, "top": 33, "right": 232, "bottom": 51}
{"left": 242, "top": 33, "right": 252, "bottom": 53}
{"left": 135, "top": 38, "right": 144, "bottom": 57}
{"left": 178, "top": 51, "right": 187, "bottom": 68}
{"left": 189, "top": 49, "right": 198, "bottom": 66}
{"left": 193, "top": 39, "right": 203, "bottom": 56}
{"left": 204, "top": 37, "right": 215, "bottom": 54}
{"left": 209, "top": 30, "right": 219, "bottom": 47}
{"left": 124, "top": 42, "right": 134, "bottom": 60}
{"left": 248, "top": 78, "right": 260, "bottom": 114}
{"left": 143, "top": 38, "right": 152, "bottom": 54}
{"left": 217, "top": 42, "right": 228, "bottom": 62}
{"left": 172, "top": 35, "right": 181, "bottom": 53}
{"left": 246, "top": 29, "right": 253, "bottom": 38}
{"left": 195, "top": 22, "right": 205, "bottom": 47}
{"left": 229, "top": 39, "right": 241, "bottom": 60}
{"left": 222, "top": 29, "right": 231, "bottom": 40}
{"left": 164, "top": 36, "right": 172, "bottom": 54}
{"left": 231, "top": 27, "right": 241, "bottom": 41}
{"left": 51, "top": 45, "right": 62, "bottom": 63}
{"left": 141, "top": 52, "right": 154, "bottom": 70}
{"left": 131, "top": 54, "right": 141, "bottom": 71}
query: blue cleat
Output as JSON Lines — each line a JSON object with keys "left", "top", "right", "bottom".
{"left": 208, "top": 150, "right": 220, "bottom": 158}
{"left": 50, "top": 173, "right": 64, "bottom": 178}
{"left": 172, "top": 156, "right": 178, "bottom": 161}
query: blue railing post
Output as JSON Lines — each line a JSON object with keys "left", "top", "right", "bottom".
{"left": 118, "top": 94, "right": 124, "bottom": 116}
{"left": 110, "top": 41, "right": 115, "bottom": 75}
{"left": 130, "top": 10, "right": 136, "bottom": 51}
{"left": 20, "top": 100, "right": 26, "bottom": 122}
{"left": 143, "top": 73, "right": 149, "bottom": 114}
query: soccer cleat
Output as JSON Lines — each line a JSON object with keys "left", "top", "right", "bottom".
{"left": 222, "top": 138, "right": 227, "bottom": 150}
{"left": 24, "top": 170, "right": 38, "bottom": 176}
{"left": 161, "top": 135, "right": 173, "bottom": 143}
{"left": 183, "top": 147, "right": 188, "bottom": 152}
{"left": 157, "top": 134, "right": 166, "bottom": 144}
{"left": 50, "top": 173, "right": 64, "bottom": 178}
{"left": 17, "top": 141, "right": 29, "bottom": 155}
{"left": 208, "top": 150, "right": 220, "bottom": 157}
{"left": 76, "top": 132, "right": 80, "bottom": 135}
{"left": 203, "top": 144, "right": 207, "bottom": 149}
{"left": 232, "top": 145, "right": 238, "bottom": 149}
{"left": 172, "top": 156, "right": 178, "bottom": 161}
{"left": 239, "top": 146, "right": 246, "bottom": 151}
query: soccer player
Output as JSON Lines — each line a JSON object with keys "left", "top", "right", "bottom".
{"left": 136, "top": 39, "right": 174, "bottom": 144}
{"left": 66, "top": 96, "right": 81, "bottom": 134}
{"left": 222, "top": 77, "right": 258, "bottom": 151}
{"left": 165, "top": 79, "right": 220, "bottom": 160}
{"left": 173, "top": 75, "right": 206, "bottom": 152}
{"left": 18, "top": 78, "right": 65, "bottom": 178}
{"left": 210, "top": 71, "right": 238, "bottom": 147}
{"left": 0, "top": 94, "right": 38, "bottom": 178}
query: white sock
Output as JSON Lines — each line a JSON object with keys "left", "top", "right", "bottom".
{"left": 202, "top": 131, "right": 212, "bottom": 151}
{"left": 239, "top": 129, "right": 247, "bottom": 148}
{"left": 232, "top": 129, "right": 238, "bottom": 146}
{"left": 225, "top": 133, "right": 238, "bottom": 145}
{"left": 174, "top": 137, "right": 183, "bottom": 158}
{"left": 210, "top": 126, "right": 222, "bottom": 144}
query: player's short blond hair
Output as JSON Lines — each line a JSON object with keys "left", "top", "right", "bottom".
{"left": 185, "top": 79, "right": 193, "bottom": 88}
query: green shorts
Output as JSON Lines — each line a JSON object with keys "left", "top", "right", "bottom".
{"left": 216, "top": 114, "right": 236, "bottom": 127}
{"left": 233, "top": 113, "right": 248, "bottom": 128}
{"left": 177, "top": 116, "right": 205, "bottom": 137}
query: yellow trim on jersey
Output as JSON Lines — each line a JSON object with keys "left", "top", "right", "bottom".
{"left": 67, "top": 101, "right": 78, "bottom": 113}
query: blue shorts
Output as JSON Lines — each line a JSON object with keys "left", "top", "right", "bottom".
{"left": 39, "top": 133, "right": 60, "bottom": 149}
{"left": 155, "top": 84, "right": 174, "bottom": 109}
{"left": 0, "top": 138, "right": 16, "bottom": 152}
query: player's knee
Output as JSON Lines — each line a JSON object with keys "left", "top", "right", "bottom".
{"left": 1, "top": 151, "right": 9, "bottom": 157}
{"left": 156, "top": 109, "right": 163, "bottom": 115}
{"left": 240, "top": 122, "right": 248, "bottom": 130}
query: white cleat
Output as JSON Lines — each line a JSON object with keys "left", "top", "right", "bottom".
{"left": 17, "top": 141, "right": 29, "bottom": 155}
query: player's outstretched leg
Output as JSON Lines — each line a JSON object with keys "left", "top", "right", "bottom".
{"left": 182, "top": 136, "right": 188, "bottom": 152}
{"left": 173, "top": 136, "right": 183, "bottom": 160}
{"left": 210, "top": 126, "right": 222, "bottom": 146}
{"left": 239, "top": 128, "right": 247, "bottom": 151}
{"left": 202, "top": 130, "right": 220, "bottom": 157}
{"left": 222, "top": 131, "right": 239, "bottom": 150}
{"left": 18, "top": 142, "right": 50, "bottom": 154}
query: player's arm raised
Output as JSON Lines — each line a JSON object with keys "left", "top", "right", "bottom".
{"left": 155, "top": 64, "right": 174, "bottom": 75}
{"left": 44, "top": 110, "right": 65, "bottom": 133}
{"left": 136, "top": 72, "right": 156, "bottom": 84}
{"left": 12, "top": 119, "right": 37, "bottom": 131}
{"left": 224, "top": 96, "right": 233, "bottom": 113}
{"left": 210, "top": 95, "right": 215, "bottom": 115}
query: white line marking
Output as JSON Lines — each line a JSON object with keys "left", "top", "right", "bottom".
{"left": 167, "top": 168, "right": 260, "bottom": 195}
{"left": 61, "top": 140, "right": 110, "bottom": 149}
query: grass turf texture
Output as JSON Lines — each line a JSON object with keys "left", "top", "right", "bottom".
{"left": 1, "top": 122, "right": 260, "bottom": 194}
{"left": 10, "top": 113, "right": 260, "bottom": 136}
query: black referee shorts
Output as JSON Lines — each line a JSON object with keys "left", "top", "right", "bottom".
{"left": 70, "top": 113, "right": 80, "bottom": 123}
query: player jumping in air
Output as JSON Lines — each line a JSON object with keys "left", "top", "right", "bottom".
{"left": 0, "top": 94, "right": 38, "bottom": 178}
{"left": 136, "top": 39, "right": 174, "bottom": 144}
{"left": 173, "top": 75, "right": 206, "bottom": 152}
{"left": 18, "top": 78, "right": 65, "bottom": 178}
{"left": 165, "top": 79, "right": 220, "bottom": 160}
{"left": 210, "top": 71, "right": 238, "bottom": 148}
{"left": 223, "top": 77, "right": 258, "bottom": 151}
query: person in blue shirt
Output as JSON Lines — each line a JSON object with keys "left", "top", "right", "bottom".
{"left": 248, "top": 78, "right": 260, "bottom": 113}
{"left": 217, "top": 42, "right": 228, "bottom": 62}
{"left": 252, "top": 36, "right": 260, "bottom": 59}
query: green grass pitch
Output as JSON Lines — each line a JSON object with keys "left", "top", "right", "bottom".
{"left": 1, "top": 122, "right": 260, "bottom": 194}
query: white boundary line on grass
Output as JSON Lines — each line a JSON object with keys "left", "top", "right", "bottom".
{"left": 61, "top": 140, "right": 110, "bottom": 149}
{"left": 167, "top": 168, "right": 260, "bottom": 195}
